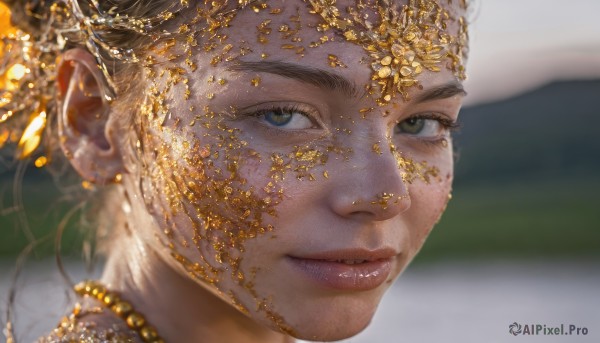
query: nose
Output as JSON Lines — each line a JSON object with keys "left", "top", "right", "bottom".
{"left": 327, "top": 140, "right": 411, "bottom": 221}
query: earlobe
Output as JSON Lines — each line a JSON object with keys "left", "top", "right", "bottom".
{"left": 57, "top": 48, "right": 124, "bottom": 184}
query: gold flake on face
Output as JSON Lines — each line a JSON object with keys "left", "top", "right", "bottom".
{"left": 250, "top": 76, "right": 261, "bottom": 86}
{"left": 370, "top": 192, "right": 408, "bottom": 210}
{"left": 389, "top": 141, "right": 440, "bottom": 184}
{"left": 140, "top": 107, "right": 297, "bottom": 333}
{"left": 1, "top": 0, "right": 464, "bottom": 336}
{"left": 305, "top": 0, "right": 469, "bottom": 103}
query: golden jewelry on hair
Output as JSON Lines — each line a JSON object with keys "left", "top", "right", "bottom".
{"left": 0, "top": 0, "right": 254, "bottom": 165}
{"left": 74, "top": 280, "right": 164, "bottom": 343}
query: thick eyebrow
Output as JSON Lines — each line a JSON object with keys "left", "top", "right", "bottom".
{"left": 228, "top": 60, "right": 465, "bottom": 103}
{"left": 227, "top": 60, "right": 361, "bottom": 98}
{"left": 412, "top": 81, "right": 467, "bottom": 103}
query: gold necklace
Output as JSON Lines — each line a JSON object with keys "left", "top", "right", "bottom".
{"left": 74, "top": 280, "right": 165, "bottom": 343}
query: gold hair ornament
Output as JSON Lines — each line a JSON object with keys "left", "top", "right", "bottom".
{"left": 0, "top": 0, "right": 185, "bottom": 163}
{"left": 0, "top": 1, "right": 55, "bottom": 162}
{"left": 0, "top": 0, "right": 258, "bottom": 165}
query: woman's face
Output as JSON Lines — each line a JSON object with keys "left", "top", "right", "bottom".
{"left": 129, "top": 0, "right": 466, "bottom": 340}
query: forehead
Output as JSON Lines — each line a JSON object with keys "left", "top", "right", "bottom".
{"left": 165, "top": 0, "right": 468, "bottom": 102}
{"left": 213, "top": 0, "right": 467, "bottom": 52}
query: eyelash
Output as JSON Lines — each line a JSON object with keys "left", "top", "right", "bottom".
{"left": 241, "top": 105, "right": 460, "bottom": 148}
{"left": 396, "top": 113, "right": 461, "bottom": 147}
{"left": 245, "top": 104, "right": 323, "bottom": 133}
{"left": 238, "top": 104, "right": 325, "bottom": 141}
{"left": 250, "top": 105, "right": 315, "bottom": 124}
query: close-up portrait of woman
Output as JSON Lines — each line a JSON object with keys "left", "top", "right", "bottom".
{"left": 0, "top": 0, "right": 470, "bottom": 341}
{"left": 2, "top": 0, "right": 600, "bottom": 341}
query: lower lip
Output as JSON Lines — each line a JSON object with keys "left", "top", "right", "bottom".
{"left": 287, "top": 257, "right": 392, "bottom": 291}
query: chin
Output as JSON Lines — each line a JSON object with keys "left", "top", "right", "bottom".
{"left": 269, "top": 295, "right": 381, "bottom": 342}
{"left": 289, "top": 314, "right": 374, "bottom": 342}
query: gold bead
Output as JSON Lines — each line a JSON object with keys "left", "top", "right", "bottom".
{"left": 73, "top": 282, "right": 86, "bottom": 295}
{"left": 112, "top": 301, "right": 133, "bottom": 317}
{"left": 126, "top": 312, "right": 146, "bottom": 329}
{"left": 139, "top": 326, "right": 159, "bottom": 341}
{"left": 59, "top": 316, "right": 70, "bottom": 328}
{"left": 72, "top": 303, "right": 82, "bottom": 316}
{"left": 84, "top": 281, "right": 95, "bottom": 294}
{"left": 71, "top": 281, "right": 163, "bottom": 340}
{"left": 103, "top": 292, "right": 119, "bottom": 306}
{"left": 91, "top": 285, "right": 106, "bottom": 299}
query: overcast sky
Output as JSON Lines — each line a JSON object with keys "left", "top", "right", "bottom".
{"left": 464, "top": 0, "right": 600, "bottom": 105}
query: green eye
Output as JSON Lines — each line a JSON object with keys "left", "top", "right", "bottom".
{"left": 397, "top": 118, "right": 426, "bottom": 134}
{"left": 394, "top": 115, "right": 454, "bottom": 139}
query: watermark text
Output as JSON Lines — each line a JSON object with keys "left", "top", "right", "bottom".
{"left": 509, "top": 322, "right": 589, "bottom": 336}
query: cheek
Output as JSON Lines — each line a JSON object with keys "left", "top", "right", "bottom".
{"left": 406, "top": 158, "right": 453, "bottom": 252}
{"left": 139, "top": 119, "right": 283, "bottom": 283}
{"left": 139, "top": 119, "right": 308, "bottom": 328}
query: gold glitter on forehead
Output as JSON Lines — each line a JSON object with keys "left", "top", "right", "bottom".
{"left": 306, "top": 0, "right": 469, "bottom": 103}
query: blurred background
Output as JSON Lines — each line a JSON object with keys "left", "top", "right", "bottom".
{"left": 1, "top": 0, "right": 599, "bottom": 342}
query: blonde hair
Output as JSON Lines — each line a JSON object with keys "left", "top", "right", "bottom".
{"left": 1, "top": 2, "right": 180, "bottom": 339}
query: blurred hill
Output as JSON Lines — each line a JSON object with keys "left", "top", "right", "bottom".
{"left": 455, "top": 79, "right": 600, "bottom": 185}
{"left": 416, "top": 79, "right": 600, "bottom": 262}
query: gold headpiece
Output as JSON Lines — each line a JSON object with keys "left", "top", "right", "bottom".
{"left": 0, "top": 0, "right": 250, "bottom": 165}
{"left": 0, "top": 1, "right": 52, "bottom": 164}
{"left": 0, "top": 0, "right": 178, "bottom": 164}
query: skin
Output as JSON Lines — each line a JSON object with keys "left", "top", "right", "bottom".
{"left": 56, "top": 0, "right": 466, "bottom": 342}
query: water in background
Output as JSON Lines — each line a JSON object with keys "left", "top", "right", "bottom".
{"left": 1, "top": 259, "right": 598, "bottom": 343}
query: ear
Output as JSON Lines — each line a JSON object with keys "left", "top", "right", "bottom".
{"left": 56, "top": 48, "right": 124, "bottom": 184}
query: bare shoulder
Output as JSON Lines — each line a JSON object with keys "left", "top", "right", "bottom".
{"left": 38, "top": 301, "right": 141, "bottom": 343}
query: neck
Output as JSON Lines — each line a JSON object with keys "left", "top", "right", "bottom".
{"left": 100, "top": 230, "right": 293, "bottom": 343}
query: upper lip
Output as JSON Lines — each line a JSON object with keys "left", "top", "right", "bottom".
{"left": 290, "top": 248, "right": 399, "bottom": 262}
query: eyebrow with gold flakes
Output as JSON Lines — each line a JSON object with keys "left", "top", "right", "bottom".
{"left": 228, "top": 61, "right": 466, "bottom": 103}
{"left": 412, "top": 82, "right": 467, "bottom": 103}
{"left": 228, "top": 61, "right": 361, "bottom": 98}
